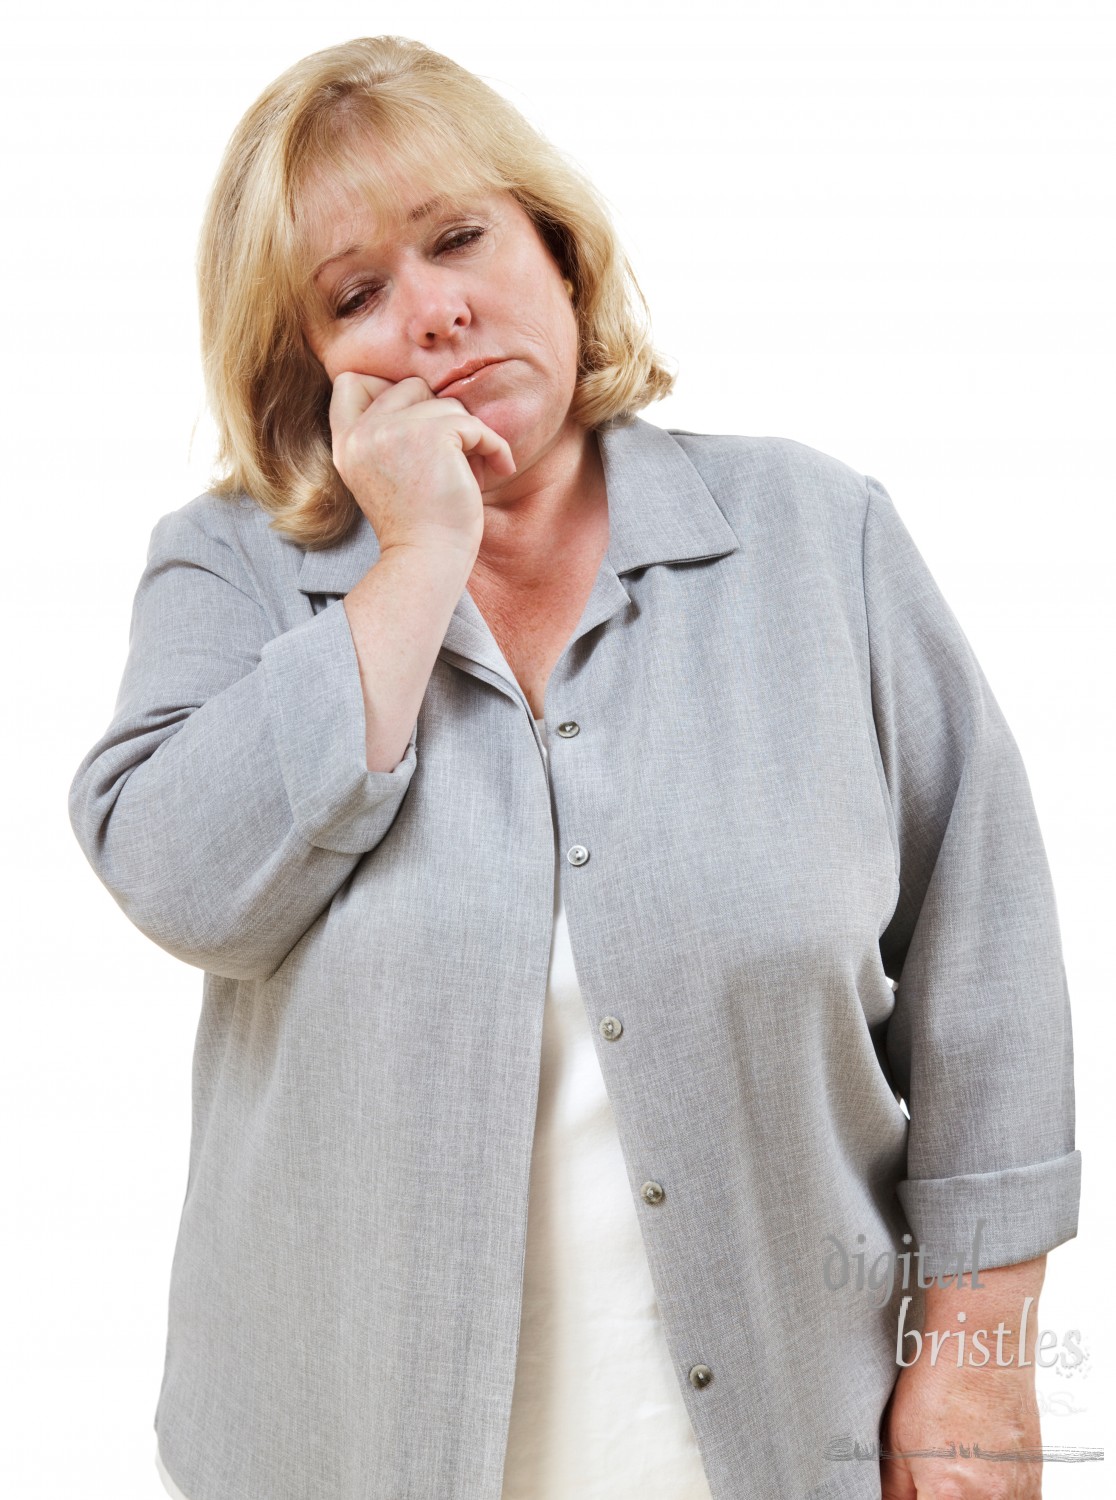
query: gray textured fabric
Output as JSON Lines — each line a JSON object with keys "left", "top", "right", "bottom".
{"left": 68, "top": 417, "right": 1079, "bottom": 1500}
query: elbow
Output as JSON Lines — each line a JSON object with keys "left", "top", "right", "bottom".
{"left": 68, "top": 768, "right": 294, "bottom": 984}
{"left": 130, "top": 904, "right": 294, "bottom": 981}
{"left": 95, "top": 874, "right": 297, "bottom": 981}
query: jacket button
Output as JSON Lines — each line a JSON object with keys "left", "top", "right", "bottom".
{"left": 599, "top": 1016, "right": 623, "bottom": 1040}
{"left": 567, "top": 845, "right": 590, "bottom": 866}
{"left": 557, "top": 721, "right": 580, "bottom": 737}
{"left": 640, "top": 1180, "right": 665, "bottom": 1206}
{"left": 689, "top": 1364, "right": 713, "bottom": 1389}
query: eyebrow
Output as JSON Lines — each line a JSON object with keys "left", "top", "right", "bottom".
{"left": 311, "top": 195, "right": 454, "bottom": 282}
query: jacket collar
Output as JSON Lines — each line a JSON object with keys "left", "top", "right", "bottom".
{"left": 295, "top": 416, "right": 739, "bottom": 598}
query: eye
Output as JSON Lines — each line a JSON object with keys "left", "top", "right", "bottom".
{"left": 331, "top": 227, "right": 486, "bottom": 319}
{"left": 335, "top": 282, "right": 383, "bottom": 319}
{"left": 438, "top": 226, "right": 486, "bottom": 254}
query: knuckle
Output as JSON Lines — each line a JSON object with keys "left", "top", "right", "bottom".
{"left": 365, "top": 420, "right": 395, "bottom": 454}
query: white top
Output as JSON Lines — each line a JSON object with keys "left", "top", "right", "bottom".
{"left": 498, "top": 718, "right": 712, "bottom": 1499}
{"left": 156, "top": 716, "right": 711, "bottom": 1500}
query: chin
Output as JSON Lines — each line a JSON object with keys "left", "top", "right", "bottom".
{"left": 466, "top": 391, "right": 574, "bottom": 481}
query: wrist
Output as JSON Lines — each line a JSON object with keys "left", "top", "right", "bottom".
{"left": 377, "top": 529, "right": 481, "bottom": 569}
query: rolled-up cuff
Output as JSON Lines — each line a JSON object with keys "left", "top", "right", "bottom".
{"left": 896, "top": 1150, "right": 1082, "bottom": 1277}
{"left": 261, "top": 599, "right": 418, "bottom": 854}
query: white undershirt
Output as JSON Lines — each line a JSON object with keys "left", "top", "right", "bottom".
{"left": 155, "top": 716, "right": 712, "bottom": 1500}
{"left": 498, "top": 718, "right": 713, "bottom": 1498}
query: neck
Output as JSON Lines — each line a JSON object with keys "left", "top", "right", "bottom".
{"left": 472, "top": 421, "right": 607, "bottom": 594}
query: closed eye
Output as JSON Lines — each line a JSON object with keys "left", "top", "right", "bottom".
{"left": 336, "top": 282, "right": 384, "bottom": 318}
{"left": 440, "top": 226, "right": 486, "bottom": 254}
{"left": 334, "top": 227, "right": 487, "bottom": 319}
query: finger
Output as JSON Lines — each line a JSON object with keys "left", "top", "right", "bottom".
{"left": 351, "top": 374, "right": 441, "bottom": 413}
{"left": 450, "top": 409, "right": 516, "bottom": 475}
{"left": 328, "top": 371, "right": 398, "bottom": 433}
{"left": 329, "top": 372, "right": 443, "bottom": 435}
{"left": 382, "top": 396, "right": 516, "bottom": 476}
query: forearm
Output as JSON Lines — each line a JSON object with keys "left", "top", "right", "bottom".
{"left": 917, "top": 1255, "right": 1047, "bottom": 1371}
{"left": 69, "top": 511, "right": 423, "bottom": 980}
{"left": 70, "top": 608, "right": 414, "bottom": 979}
{"left": 344, "top": 542, "right": 476, "bottom": 773}
{"left": 881, "top": 1258, "right": 1048, "bottom": 1497}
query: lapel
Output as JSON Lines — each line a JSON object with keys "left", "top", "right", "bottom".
{"left": 295, "top": 416, "right": 740, "bottom": 692}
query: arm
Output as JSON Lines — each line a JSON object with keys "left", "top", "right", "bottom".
{"left": 863, "top": 475, "right": 1080, "bottom": 1271}
{"left": 882, "top": 1256, "right": 1046, "bottom": 1499}
{"left": 345, "top": 541, "right": 476, "bottom": 773}
{"left": 861, "top": 475, "right": 1079, "bottom": 1493}
{"left": 68, "top": 505, "right": 470, "bottom": 981}
{"left": 69, "top": 369, "right": 512, "bottom": 983}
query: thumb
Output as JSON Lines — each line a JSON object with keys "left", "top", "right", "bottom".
{"left": 328, "top": 370, "right": 397, "bottom": 433}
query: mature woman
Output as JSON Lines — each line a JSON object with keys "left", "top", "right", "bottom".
{"left": 69, "top": 34, "right": 1079, "bottom": 1500}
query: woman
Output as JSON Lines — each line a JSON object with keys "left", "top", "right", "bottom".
{"left": 68, "top": 35, "right": 1079, "bottom": 1500}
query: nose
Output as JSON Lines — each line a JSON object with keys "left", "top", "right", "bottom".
{"left": 401, "top": 264, "right": 472, "bottom": 345}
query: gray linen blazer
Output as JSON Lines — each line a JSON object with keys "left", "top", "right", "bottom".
{"left": 68, "top": 417, "right": 1080, "bottom": 1500}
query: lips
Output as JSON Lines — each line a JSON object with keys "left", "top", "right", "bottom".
{"left": 434, "top": 358, "right": 505, "bottom": 395}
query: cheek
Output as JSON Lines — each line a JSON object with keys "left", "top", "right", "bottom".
{"left": 318, "top": 328, "right": 384, "bottom": 385}
{"left": 321, "top": 330, "right": 359, "bottom": 382}
{"left": 555, "top": 302, "right": 580, "bottom": 379}
{"left": 528, "top": 280, "right": 577, "bottom": 361}
{"left": 304, "top": 325, "right": 340, "bottom": 381}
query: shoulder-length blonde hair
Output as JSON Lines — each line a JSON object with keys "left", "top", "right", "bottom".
{"left": 198, "top": 34, "right": 676, "bottom": 549}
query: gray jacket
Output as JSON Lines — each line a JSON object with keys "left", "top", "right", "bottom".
{"left": 68, "top": 417, "right": 1080, "bottom": 1500}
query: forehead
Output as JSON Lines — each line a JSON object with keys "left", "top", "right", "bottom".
{"left": 292, "top": 132, "right": 500, "bottom": 278}
{"left": 306, "top": 190, "right": 502, "bottom": 278}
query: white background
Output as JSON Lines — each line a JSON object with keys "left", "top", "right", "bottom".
{"left": 2, "top": 1, "right": 1111, "bottom": 1495}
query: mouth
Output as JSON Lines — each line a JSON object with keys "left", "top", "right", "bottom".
{"left": 434, "top": 358, "right": 507, "bottom": 395}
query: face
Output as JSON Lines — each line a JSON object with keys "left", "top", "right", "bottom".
{"left": 302, "top": 181, "right": 581, "bottom": 486}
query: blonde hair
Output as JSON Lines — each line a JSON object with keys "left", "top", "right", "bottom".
{"left": 197, "top": 35, "right": 676, "bottom": 549}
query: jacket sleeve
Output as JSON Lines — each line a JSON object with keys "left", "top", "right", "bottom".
{"left": 68, "top": 505, "right": 419, "bottom": 982}
{"left": 863, "top": 474, "right": 1080, "bottom": 1276}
